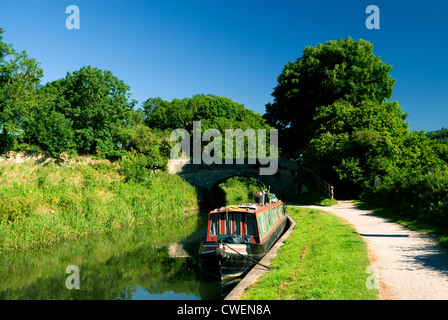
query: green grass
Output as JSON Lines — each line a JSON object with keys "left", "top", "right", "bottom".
{"left": 353, "top": 200, "right": 448, "bottom": 249}
{"left": 241, "top": 206, "right": 378, "bottom": 300}
{"left": 0, "top": 161, "right": 201, "bottom": 253}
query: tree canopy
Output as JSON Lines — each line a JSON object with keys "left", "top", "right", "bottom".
{"left": 142, "top": 94, "right": 270, "bottom": 132}
{"left": 264, "top": 37, "right": 396, "bottom": 157}
{"left": 427, "top": 127, "right": 448, "bottom": 144}
{"left": 46, "top": 66, "right": 136, "bottom": 155}
{"left": 264, "top": 37, "right": 448, "bottom": 200}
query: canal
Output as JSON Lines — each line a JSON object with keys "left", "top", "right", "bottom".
{"left": 0, "top": 211, "right": 237, "bottom": 300}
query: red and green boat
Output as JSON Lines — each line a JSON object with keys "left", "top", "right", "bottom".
{"left": 199, "top": 198, "right": 289, "bottom": 280}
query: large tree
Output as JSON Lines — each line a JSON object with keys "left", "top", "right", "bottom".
{"left": 47, "top": 66, "right": 136, "bottom": 154}
{"left": 264, "top": 37, "right": 396, "bottom": 157}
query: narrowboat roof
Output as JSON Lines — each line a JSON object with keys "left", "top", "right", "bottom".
{"left": 209, "top": 201, "right": 282, "bottom": 215}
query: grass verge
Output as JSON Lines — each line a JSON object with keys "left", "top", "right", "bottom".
{"left": 241, "top": 206, "right": 378, "bottom": 300}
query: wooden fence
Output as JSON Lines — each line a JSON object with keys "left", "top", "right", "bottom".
{"left": 302, "top": 167, "right": 334, "bottom": 199}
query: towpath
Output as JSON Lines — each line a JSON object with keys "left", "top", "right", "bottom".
{"left": 295, "top": 200, "right": 448, "bottom": 300}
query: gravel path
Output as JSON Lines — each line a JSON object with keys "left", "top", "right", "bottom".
{"left": 295, "top": 200, "right": 448, "bottom": 300}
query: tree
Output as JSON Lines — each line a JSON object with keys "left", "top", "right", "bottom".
{"left": 303, "top": 99, "right": 410, "bottom": 195}
{"left": 28, "top": 109, "right": 75, "bottom": 158}
{"left": 0, "top": 28, "right": 45, "bottom": 152}
{"left": 142, "top": 94, "right": 272, "bottom": 160}
{"left": 47, "top": 66, "right": 136, "bottom": 154}
{"left": 427, "top": 127, "right": 448, "bottom": 145}
{"left": 304, "top": 98, "right": 448, "bottom": 196}
{"left": 143, "top": 94, "right": 270, "bottom": 132}
{"left": 264, "top": 37, "right": 395, "bottom": 157}
{"left": 117, "top": 124, "right": 172, "bottom": 169}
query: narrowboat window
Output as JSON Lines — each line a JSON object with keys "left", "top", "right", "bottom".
{"left": 209, "top": 214, "right": 220, "bottom": 236}
{"left": 245, "top": 214, "right": 257, "bottom": 236}
{"left": 278, "top": 205, "right": 283, "bottom": 218}
{"left": 261, "top": 215, "right": 267, "bottom": 232}
{"left": 225, "top": 215, "right": 232, "bottom": 235}
{"left": 234, "top": 214, "right": 242, "bottom": 235}
{"left": 272, "top": 208, "right": 278, "bottom": 222}
{"left": 266, "top": 209, "right": 272, "bottom": 228}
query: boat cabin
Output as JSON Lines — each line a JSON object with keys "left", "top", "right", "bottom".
{"left": 205, "top": 201, "right": 286, "bottom": 244}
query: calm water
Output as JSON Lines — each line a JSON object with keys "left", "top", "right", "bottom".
{"left": 0, "top": 211, "right": 235, "bottom": 300}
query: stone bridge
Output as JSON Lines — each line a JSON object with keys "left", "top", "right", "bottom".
{"left": 167, "top": 159, "right": 300, "bottom": 198}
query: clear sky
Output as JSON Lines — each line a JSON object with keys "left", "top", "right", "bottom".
{"left": 0, "top": 0, "right": 447, "bottom": 132}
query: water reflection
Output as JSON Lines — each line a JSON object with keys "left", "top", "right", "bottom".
{"left": 0, "top": 212, "right": 235, "bottom": 300}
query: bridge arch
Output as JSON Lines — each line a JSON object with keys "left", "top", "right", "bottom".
{"left": 210, "top": 174, "right": 268, "bottom": 207}
{"left": 167, "top": 159, "right": 300, "bottom": 200}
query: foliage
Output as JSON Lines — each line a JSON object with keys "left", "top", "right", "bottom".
{"left": 28, "top": 110, "right": 75, "bottom": 158}
{"left": 47, "top": 65, "right": 135, "bottom": 155}
{"left": 118, "top": 150, "right": 150, "bottom": 183}
{"left": 0, "top": 28, "right": 272, "bottom": 166}
{"left": 427, "top": 127, "right": 448, "bottom": 145}
{"left": 143, "top": 94, "right": 270, "bottom": 132}
{"left": 303, "top": 99, "right": 411, "bottom": 194}
{"left": 215, "top": 176, "right": 266, "bottom": 207}
{"left": 0, "top": 29, "right": 136, "bottom": 158}
{"left": 265, "top": 37, "right": 395, "bottom": 157}
{"left": 367, "top": 167, "right": 448, "bottom": 227}
{"left": 117, "top": 124, "right": 172, "bottom": 170}
{"left": 142, "top": 94, "right": 273, "bottom": 161}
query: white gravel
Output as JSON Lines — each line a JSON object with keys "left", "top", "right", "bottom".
{"left": 296, "top": 200, "right": 448, "bottom": 300}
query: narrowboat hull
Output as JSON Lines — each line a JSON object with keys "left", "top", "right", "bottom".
{"left": 199, "top": 215, "right": 288, "bottom": 280}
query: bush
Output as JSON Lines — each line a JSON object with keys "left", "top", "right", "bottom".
{"left": 366, "top": 168, "right": 448, "bottom": 228}
{"left": 117, "top": 125, "right": 171, "bottom": 170}
{"left": 216, "top": 176, "right": 266, "bottom": 206}
{"left": 118, "top": 151, "right": 149, "bottom": 183}
{"left": 29, "top": 110, "right": 75, "bottom": 158}
{"left": 0, "top": 132, "right": 16, "bottom": 154}
{"left": 103, "top": 149, "right": 129, "bottom": 162}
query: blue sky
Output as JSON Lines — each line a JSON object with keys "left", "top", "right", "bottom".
{"left": 0, "top": 0, "right": 447, "bottom": 132}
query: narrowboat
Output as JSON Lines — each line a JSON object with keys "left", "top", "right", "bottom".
{"left": 199, "top": 197, "right": 288, "bottom": 281}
